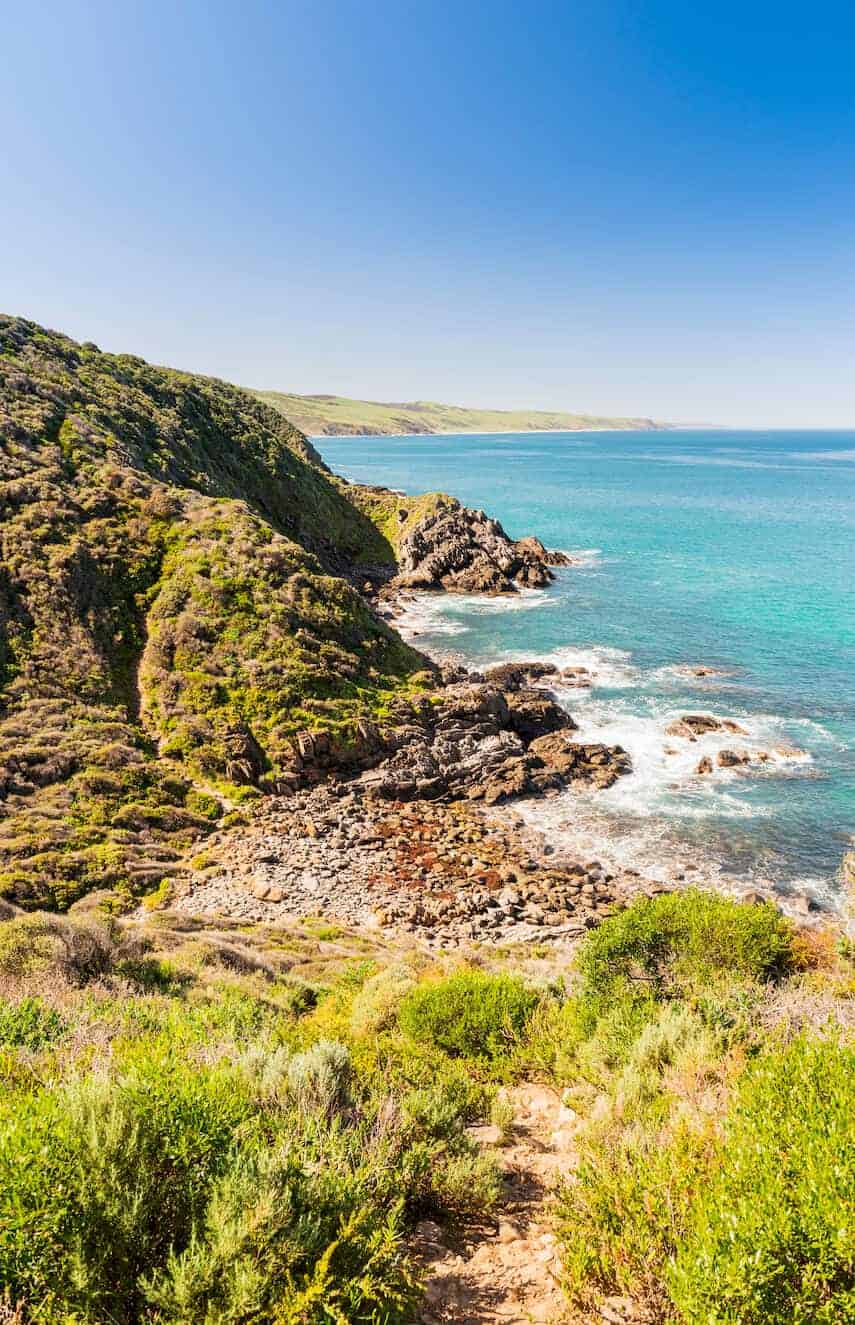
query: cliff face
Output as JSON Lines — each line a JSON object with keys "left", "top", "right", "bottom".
{"left": 0, "top": 316, "right": 443, "bottom": 908}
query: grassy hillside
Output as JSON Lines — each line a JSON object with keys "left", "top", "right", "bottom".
{"left": 253, "top": 390, "right": 666, "bottom": 437}
{"left": 0, "top": 316, "right": 447, "bottom": 910}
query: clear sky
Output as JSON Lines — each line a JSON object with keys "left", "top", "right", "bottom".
{"left": 2, "top": 0, "right": 855, "bottom": 426}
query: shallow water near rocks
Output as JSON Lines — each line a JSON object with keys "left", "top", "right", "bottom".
{"left": 320, "top": 430, "right": 855, "bottom": 909}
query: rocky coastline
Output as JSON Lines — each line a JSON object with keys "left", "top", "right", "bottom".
{"left": 171, "top": 497, "right": 825, "bottom": 947}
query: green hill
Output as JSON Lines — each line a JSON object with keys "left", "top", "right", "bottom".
{"left": 0, "top": 315, "right": 446, "bottom": 909}
{"left": 252, "top": 390, "right": 667, "bottom": 436}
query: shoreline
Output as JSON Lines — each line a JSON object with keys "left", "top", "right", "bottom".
{"left": 385, "top": 585, "right": 835, "bottom": 925}
{"left": 310, "top": 425, "right": 670, "bottom": 439}
{"left": 176, "top": 579, "right": 833, "bottom": 948}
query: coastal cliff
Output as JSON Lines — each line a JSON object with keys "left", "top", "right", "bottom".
{"left": 0, "top": 315, "right": 599, "bottom": 912}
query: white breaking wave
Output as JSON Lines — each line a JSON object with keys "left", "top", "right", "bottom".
{"left": 552, "top": 547, "right": 604, "bottom": 568}
{"left": 394, "top": 586, "right": 554, "bottom": 645}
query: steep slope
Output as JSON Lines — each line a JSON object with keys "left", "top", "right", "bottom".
{"left": 0, "top": 316, "right": 440, "bottom": 908}
{"left": 253, "top": 389, "right": 665, "bottom": 437}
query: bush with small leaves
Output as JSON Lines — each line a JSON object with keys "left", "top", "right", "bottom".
{"left": 398, "top": 970, "right": 540, "bottom": 1061}
{"left": 287, "top": 1039, "right": 352, "bottom": 1115}
{"left": 669, "top": 1036, "right": 855, "bottom": 1323}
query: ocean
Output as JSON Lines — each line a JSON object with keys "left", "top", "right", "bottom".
{"left": 319, "top": 430, "right": 855, "bottom": 910}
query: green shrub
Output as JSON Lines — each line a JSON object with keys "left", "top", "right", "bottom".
{"left": 669, "top": 1037, "right": 855, "bottom": 1323}
{"left": 0, "top": 1050, "right": 255, "bottom": 1322}
{"left": 141, "top": 1146, "right": 419, "bottom": 1325}
{"left": 397, "top": 970, "right": 539, "bottom": 1061}
{"left": 349, "top": 964, "right": 418, "bottom": 1036}
{"left": 0, "top": 998, "right": 65, "bottom": 1051}
{"left": 557, "top": 1116, "right": 713, "bottom": 1312}
{"left": 578, "top": 890, "right": 794, "bottom": 1008}
{"left": 287, "top": 1040, "right": 352, "bottom": 1115}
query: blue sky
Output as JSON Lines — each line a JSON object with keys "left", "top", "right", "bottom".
{"left": 2, "top": 0, "right": 855, "bottom": 425}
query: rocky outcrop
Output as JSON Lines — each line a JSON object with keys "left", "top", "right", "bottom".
{"left": 504, "top": 688, "right": 577, "bottom": 741}
{"left": 394, "top": 504, "right": 568, "bottom": 594}
{"left": 279, "top": 673, "right": 628, "bottom": 807}
{"left": 666, "top": 714, "right": 749, "bottom": 741}
{"left": 483, "top": 661, "right": 559, "bottom": 690}
{"left": 528, "top": 734, "right": 632, "bottom": 788}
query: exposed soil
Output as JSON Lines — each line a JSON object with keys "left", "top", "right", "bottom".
{"left": 414, "top": 1083, "right": 577, "bottom": 1324}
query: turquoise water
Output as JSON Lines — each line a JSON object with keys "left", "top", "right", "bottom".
{"left": 320, "top": 431, "right": 855, "bottom": 907}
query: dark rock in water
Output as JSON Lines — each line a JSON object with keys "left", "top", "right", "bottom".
{"left": 666, "top": 713, "right": 749, "bottom": 741}
{"left": 484, "top": 661, "right": 559, "bottom": 691}
{"left": 696, "top": 755, "right": 713, "bottom": 775}
{"left": 394, "top": 504, "right": 564, "bottom": 594}
{"left": 716, "top": 748, "right": 751, "bottom": 768}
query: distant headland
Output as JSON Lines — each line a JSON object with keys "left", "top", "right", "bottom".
{"left": 251, "top": 388, "right": 669, "bottom": 437}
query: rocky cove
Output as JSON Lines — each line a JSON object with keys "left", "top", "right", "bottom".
{"left": 170, "top": 497, "right": 832, "bottom": 945}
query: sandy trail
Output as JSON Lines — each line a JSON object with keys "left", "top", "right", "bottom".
{"left": 415, "top": 1084, "right": 579, "bottom": 1324}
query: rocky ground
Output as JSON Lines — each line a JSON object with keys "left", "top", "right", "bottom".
{"left": 172, "top": 783, "right": 670, "bottom": 948}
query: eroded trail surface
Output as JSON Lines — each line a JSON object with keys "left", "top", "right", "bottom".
{"left": 415, "top": 1084, "right": 577, "bottom": 1324}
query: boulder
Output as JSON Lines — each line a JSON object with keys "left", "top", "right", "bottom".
{"left": 504, "top": 689, "right": 577, "bottom": 742}
{"left": 484, "top": 661, "right": 559, "bottom": 691}
{"left": 716, "top": 748, "right": 751, "bottom": 768}
{"left": 530, "top": 736, "right": 631, "bottom": 787}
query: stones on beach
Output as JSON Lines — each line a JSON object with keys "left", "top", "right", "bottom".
{"left": 173, "top": 783, "right": 666, "bottom": 948}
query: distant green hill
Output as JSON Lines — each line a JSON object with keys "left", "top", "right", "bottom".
{"left": 252, "top": 390, "right": 667, "bottom": 437}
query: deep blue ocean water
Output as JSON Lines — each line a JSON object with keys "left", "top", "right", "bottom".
{"left": 320, "top": 430, "right": 854, "bottom": 907}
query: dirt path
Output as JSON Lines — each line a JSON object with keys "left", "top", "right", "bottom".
{"left": 414, "top": 1084, "right": 579, "bottom": 1324}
